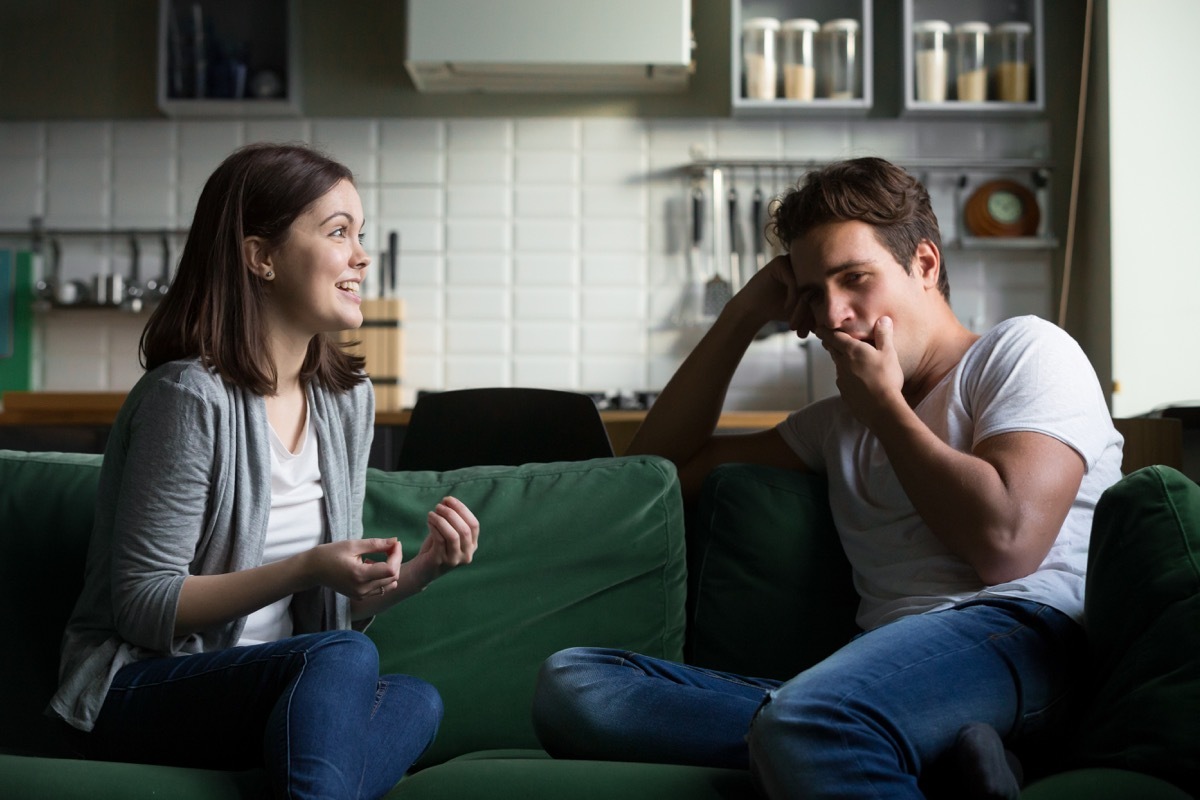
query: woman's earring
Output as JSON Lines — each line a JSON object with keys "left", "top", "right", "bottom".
{"left": 264, "top": 270, "right": 274, "bottom": 280}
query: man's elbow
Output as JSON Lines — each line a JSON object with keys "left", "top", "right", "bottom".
{"left": 972, "top": 547, "right": 1047, "bottom": 587}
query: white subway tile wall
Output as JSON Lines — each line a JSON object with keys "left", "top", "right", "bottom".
{"left": 0, "top": 117, "right": 1053, "bottom": 409}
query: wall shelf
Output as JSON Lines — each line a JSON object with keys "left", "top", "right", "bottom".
{"left": 156, "top": 0, "right": 300, "bottom": 117}
{"left": 902, "top": 0, "right": 1045, "bottom": 115}
{"left": 731, "top": 0, "right": 873, "bottom": 116}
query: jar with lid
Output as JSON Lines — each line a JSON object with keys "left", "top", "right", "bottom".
{"left": 912, "top": 20, "right": 951, "bottom": 102}
{"left": 954, "top": 21, "right": 991, "bottom": 102}
{"left": 781, "top": 18, "right": 819, "bottom": 100}
{"left": 820, "top": 18, "right": 860, "bottom": 100}
{"left": 743, "top": 17, "right": 780, "bottom": 100}
{"left": 995, "top": 21, "right": 1033, "bottom": 102}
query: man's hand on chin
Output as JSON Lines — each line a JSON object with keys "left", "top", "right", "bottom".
{"left": 822, "top": 317, "right": 906, "bottom": 426}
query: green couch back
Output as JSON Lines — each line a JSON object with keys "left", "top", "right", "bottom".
{"left": 361, "top": 457, "right": 686, "bottom": 766}
{"left": 0, "top": 449, "right": 687, "bottom": 770}
{"left": 686, "top": 463, "right": 860, "bottom": 679}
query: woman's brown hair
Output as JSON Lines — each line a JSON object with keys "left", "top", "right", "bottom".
{"left": 770, "top": 157, "right": 950, "bottom": 300}
{"left": 140, "top": 142, "right": 366, "bottom": 394}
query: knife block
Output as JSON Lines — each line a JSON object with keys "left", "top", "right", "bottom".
{"left": 339, "top": 297, "right": 405, "bottom": 411}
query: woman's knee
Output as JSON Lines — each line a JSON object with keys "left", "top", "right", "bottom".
{"left": 298, "top": 629, "right": 380, "bottom": 676}
{"left": 403, "top": 675, "right": 444, "bottom": 724}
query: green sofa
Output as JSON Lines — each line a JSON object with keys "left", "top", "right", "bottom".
{"left": 1, "top": 449, "right": 1196, "bottom": 799}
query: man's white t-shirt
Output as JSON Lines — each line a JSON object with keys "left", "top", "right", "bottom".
{"left": 777, "top": 315, "right": 1124, "bottom": 631}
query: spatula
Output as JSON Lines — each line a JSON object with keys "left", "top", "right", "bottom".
{"left": 703, "top": 168, "right": 731, "bottom": 318}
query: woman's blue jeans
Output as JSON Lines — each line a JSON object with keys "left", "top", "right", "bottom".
{"left": 86, "top": 630, "right": 442, "bottom": 800}
{"left": 532, "top": 598, "right": 1083, "bottom": 799}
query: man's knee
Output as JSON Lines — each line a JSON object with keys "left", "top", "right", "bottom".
{"left": 747, "top": 679, "right": 847, "bottom": 771}
{"left": 532, "top": 647, "right": 614, "bottom": 754}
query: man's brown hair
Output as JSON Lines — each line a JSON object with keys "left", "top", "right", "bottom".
{"left": 140, "top": 142, "right": 366, "bottom": 394}
{"left": 770, "top": 157, "right": 949, "bottom": 300}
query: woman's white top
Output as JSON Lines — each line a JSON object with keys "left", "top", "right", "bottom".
{"left": 237, "top": 414, "right": 326, "bottom": 645}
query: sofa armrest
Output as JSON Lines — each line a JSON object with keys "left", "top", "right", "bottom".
{"left": 1074, "top": 465, "right": 1200, "bottom": 796}
{"left": 686, "top": 463, "right": 859, "bottom": 681}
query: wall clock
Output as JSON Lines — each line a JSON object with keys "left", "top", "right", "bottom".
{"left": 964, "top": 180, "right": 1040, "bottom": 237}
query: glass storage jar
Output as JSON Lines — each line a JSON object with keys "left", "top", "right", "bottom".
{"left": 820, "top": 18, "right": 860, "bottom": 100}
{"left": 995, "top": 21, "right": 1033, "bottom": 102}
{"left": 954, "top": 21, "right": 991, "bottom": 102}
{"left": 781, "top": 18, "right": 819, "bottom": 100}
{"left": 913, "top": 20, "right": 951, "bottom": 102}
{"left": 743, "top": 17, "right": 780, "bottom": 100}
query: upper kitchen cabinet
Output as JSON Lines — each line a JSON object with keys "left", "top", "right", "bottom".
{"left": 405, "top": 0, "right": 693, "bottom": 94}
{"left": 731, "top": 0, "right": 873, "bottom": 116}
{"left": 157, "top": 0, "right": 300, "bottom": 117}
{"left": 903, "top": 0, "right": 1044, "bottom": 115}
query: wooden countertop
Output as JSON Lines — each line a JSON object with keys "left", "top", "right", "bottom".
{"left": 1, "top": 392, "right": 1183, "bottom": 471}
{"left": 0, "top": 392, "right": 788, "bottom": 431}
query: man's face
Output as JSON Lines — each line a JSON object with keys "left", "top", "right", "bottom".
{"left": 788, "top": 220, "right": 934, "bottom": 371}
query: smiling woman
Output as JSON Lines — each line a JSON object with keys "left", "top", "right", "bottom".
{"left": 48, "top": 143, "right": 482, "bottom": 800}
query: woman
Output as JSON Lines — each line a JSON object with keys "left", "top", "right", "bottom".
{"left": 49, "top": 142, "right": 480, "bottom": 799}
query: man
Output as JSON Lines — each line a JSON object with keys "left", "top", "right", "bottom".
{"left": 532, "top": 158, "right": 1124, "bottom": 799}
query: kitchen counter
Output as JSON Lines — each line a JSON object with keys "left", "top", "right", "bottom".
{"left": 1, "top": 392, "right": 1184, "bottom": 473}
{"left": 0, "top": 392, "right": 789, "bottom": 457}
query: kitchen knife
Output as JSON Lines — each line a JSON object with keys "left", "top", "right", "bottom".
{"left": 752, "top": 182, "right": 766, "bottom": 274}
{"left": 683, "top": 182, "right": 705, "bottom": 325}
{"left": 728, "top": 185, "right": 741, "bottom": 291}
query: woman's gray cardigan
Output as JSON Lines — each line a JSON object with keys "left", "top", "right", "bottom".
{"left": 49, "top": 359, "right": 375, "bottom": 731}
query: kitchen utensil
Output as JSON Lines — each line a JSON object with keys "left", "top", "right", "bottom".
{"left": 143, "top": 235, "right": 171, "bottom": 303}
{"left": 728, "top": 185, "right": 742, "bottom": 291}
{"left": 122, "top": 235, "right": 144, "bottom": 313}
{"left": 679, "top": 182, "right": 706, "bottom": 326}
{"left": 703, "top": 169, "right": 732, "bottom": 318}
{"left": 755, "top": 171, "right": 792, "bottom": 340}
{"left": 751, "top": 173, "right": 766, "bottom": 274}
{"left": 93, "top": 272, "right": 124, "bottom": 307}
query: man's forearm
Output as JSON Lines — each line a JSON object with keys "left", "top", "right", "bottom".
{"left": 627, "top": 302, "right": 764, "bottom": 463}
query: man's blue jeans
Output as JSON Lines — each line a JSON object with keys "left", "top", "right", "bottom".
{"left": 85, "top": 630, "right": 441, "bottom": 800}
{"left": 533, "top": 598, "right": 1083, "bottom": 799}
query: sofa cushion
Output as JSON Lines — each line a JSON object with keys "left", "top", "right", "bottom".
{"left": 0, "top": 450, "right": 103, "bottom": 756}
{"left": 1021, "top": 767, "right": 1193, "bottom": 800}
{"left": 387, "top": 750, "right": 752, "bottom": 800}
{"left": 0, "top": 753, "right": 267, "bottom": 799}
{"left": 363, "top": 455, "right": 687, "bottom": 767}
{"left": 686, "top": 463, "right": 860, "bottom": 680}
{"left": 1076, "top": 465, "right": 1200, "bottom": 796}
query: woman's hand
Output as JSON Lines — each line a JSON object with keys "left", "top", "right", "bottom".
{"left": 305, "top": 538, "right": 403, "bottom": 601}
{"left": 408, "top": 496, "right": 481, "bottom": 586}
{"left": 348, "top": 497, "right": 480, "bottom": 620}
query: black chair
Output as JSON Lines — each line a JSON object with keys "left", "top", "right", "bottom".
{"left": 395, "top": 388, "right": 615, "bottom": 471}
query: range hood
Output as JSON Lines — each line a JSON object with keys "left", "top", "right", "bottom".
{"left": 404, "top": 0, "right": 693, "bottom": 94}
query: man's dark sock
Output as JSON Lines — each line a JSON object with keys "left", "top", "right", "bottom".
{"left": 949, "top": 722, "right": 1023, "bottom": 800}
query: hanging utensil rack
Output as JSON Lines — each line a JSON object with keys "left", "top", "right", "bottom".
{"left": 684, "top": 157, "right": 1057, "bottom": 251}
{"left": 0, "top": 218, "right": 190, "bottom": 311}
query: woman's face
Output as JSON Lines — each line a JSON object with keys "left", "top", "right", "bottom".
{"left": 261, "top": 178, "right": 370, "bottom": 342}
